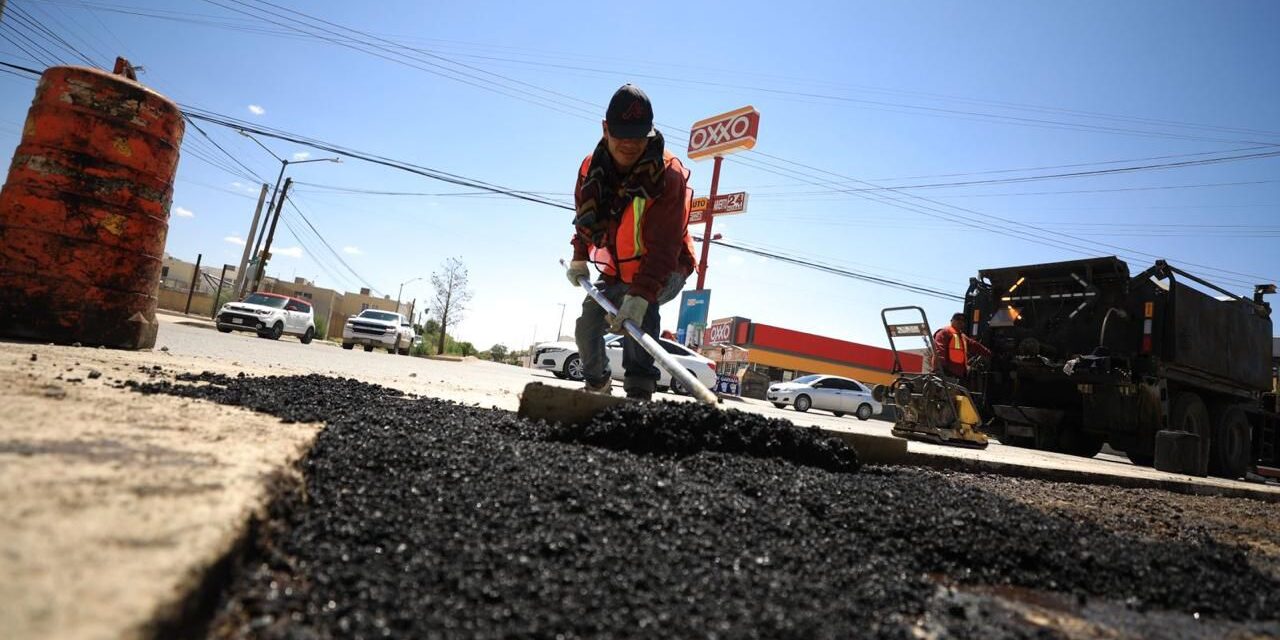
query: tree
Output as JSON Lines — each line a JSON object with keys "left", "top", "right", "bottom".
{"left": 430, "top": 257, "right": 473, "bottom": 355}
{"left": 488, "top": 344, "right": 509, "bottom": 362}
{"left": 457, "top": 341, "right": 476, "bottom": 357}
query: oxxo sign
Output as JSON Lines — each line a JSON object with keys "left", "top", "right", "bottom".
{"left": 687, "top": 106, "right": 761, "bottom": 160}
{"left": 705, "top": 321, "right": 734, "bottom": 345}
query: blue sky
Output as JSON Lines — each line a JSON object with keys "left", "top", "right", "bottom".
{"left": 1, "top": 0, "right": 1277, "bottom": 351}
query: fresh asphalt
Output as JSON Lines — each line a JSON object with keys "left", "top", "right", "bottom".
{"left": 132, "top": 372, "right": 1280, "bottom": 638}
{"left": 153, "top": 319, "right": 1280, "bottom": 501}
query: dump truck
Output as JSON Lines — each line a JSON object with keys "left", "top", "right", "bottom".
{"left": 962, "top": 257, "right": 1279, "bottom": 479}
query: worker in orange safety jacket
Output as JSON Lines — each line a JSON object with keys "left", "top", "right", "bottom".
{"left": 565, "top": 84, "right": 697, "bottom": 401}
{"left": 932, "top": 312, "right": 992, "bottom": 379}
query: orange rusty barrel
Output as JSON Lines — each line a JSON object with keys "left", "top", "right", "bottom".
{"left": 0, "top": 63, "right": 184, "bottom": 349}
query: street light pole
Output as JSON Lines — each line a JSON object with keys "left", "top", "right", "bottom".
{"left": 396, "top": 277, "right": 423, "bottom": 315}
{"left": 238, "top": 131, "right": 340, "bottom": 295}
{"left": 251, "top": 177, "right": 292, "bottom": 293}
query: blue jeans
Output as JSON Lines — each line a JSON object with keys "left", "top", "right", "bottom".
{"left": 575, "top": 273, "right": 686, "bottom": 395}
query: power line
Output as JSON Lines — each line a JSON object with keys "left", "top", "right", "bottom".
{"left": 0, "top": 56, "right": 1270, "bottom": 293}
{"left": 739, "top": 148, "right": 1280, "bottom": 196}
{"left": 696, "top": 235, "right": 962, "bottom": 301}
{"left": 142, "top": 4, "right": 1279, "bottom": 285}
{"left": 180, "top": 112, "right": 268, "bottom": 184}
{"left": 6, "top": 2, "right": 97, "bottom": 66}
{"left": 276, "top": 211, "right": 361, "bottom": 292}
{"left": 284, "top": 197, "right": 382, "bottom": 295}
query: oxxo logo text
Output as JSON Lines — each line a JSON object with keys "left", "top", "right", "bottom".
{"left": 706, "top": 322, "right": 733, "bottom": 344}
{"left": 687, "top": 106, "right": 760, "bottom": 160}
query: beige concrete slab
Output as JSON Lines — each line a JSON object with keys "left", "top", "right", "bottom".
{"left": 0, "top": 341, "right": 320, "bottom": 640}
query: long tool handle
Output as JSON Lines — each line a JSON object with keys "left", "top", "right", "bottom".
{"left": 562, "top": 260, "right": 718, "bottom": 405}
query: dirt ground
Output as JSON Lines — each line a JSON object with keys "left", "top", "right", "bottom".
{"left": 0, "top": 339, "right": 319, "bottom": 640}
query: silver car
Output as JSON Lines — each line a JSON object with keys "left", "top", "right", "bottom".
{"left": 767, "top": 374, "right": 881, "bottom": 420}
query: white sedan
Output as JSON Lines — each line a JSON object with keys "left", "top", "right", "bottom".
{"left": 768, "top": 374, "right": 881, "bottom": 420}
{"left": 533, "top": 334, "right": 718, "bottom": 394}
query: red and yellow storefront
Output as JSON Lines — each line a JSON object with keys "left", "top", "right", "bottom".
{"left": 699, "top": 317, "right": 924, "bottom": 398}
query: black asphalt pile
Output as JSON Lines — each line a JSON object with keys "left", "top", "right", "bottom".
{"left": 551, "top": 401, "right": 860, "bottom": 473}
{"left": 128, "top": 371, "right": 405, "bottom": 424}
{"left": 129, "top": 374, "right": 1280, "bottom": 638}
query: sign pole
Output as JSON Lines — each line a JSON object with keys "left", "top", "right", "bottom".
{"left": 696, "top": 155, "right": 723, "bottom": 290}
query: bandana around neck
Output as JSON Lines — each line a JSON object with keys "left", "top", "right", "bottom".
{"left": 574, "top": 130, "right": 666, "bottom": 241}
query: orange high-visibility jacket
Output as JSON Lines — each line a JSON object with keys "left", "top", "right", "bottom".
{"left": 572, "top": 151, "right": 697, "bottom": 302}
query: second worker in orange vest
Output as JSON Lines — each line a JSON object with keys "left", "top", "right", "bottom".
{"left": 566, "top": 84, "right": 697, "bottom": 401}
{"left": 932, "top": 312, "right": 992, "bottom": 379}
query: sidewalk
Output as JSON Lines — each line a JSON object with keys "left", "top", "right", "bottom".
{"left": 155, "top": 307, "right": 217, "bottom": 329}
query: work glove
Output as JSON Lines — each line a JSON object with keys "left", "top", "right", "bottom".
{"left": 565, "top": 260, "right": 589, "bottom": 287}
{"left": 607, "top": 294, "right": 649, "bottom": 333}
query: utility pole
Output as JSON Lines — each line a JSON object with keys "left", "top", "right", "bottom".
{"left": 557, "top": 303, "right": 566, "bottom": 340}
{"left": 211, "top": 263, "right": 232, "bottom": 319}
{"left": 238, "top": 131, "right": 340, "bottom": 290}
{"left": 695, "top": 155, "right": 724, "bottom": 290}
{"left": 251, "top": 177, "right": 292, "bottom": 294}
{"left": 232, "top": 183, "right": 269, "bottom": 299}
{"left": 183, "top": 253, "right": 203, "bottom": 315}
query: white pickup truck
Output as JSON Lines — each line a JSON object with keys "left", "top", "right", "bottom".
{"left": 341, "top": 309, "right": 416, "bottom": 354}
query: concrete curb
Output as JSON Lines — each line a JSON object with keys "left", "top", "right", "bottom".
{"left": 902, "top": 451, "right": 1280, "bottom": 504}
{"left": 817, "top": 425, "right": 1280, "bottom": 504}
{"left": 426, "top": 355, "right": 466, "bottom": 362}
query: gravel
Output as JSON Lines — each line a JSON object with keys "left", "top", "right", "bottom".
{"left": 130, "top": 373, "right": 1280, "bottom": 639}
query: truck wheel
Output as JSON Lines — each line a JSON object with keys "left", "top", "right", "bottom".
{"left": 364, "top": 345, "right": 374, "bottom": 352}
{"left": 217, "top": 325, "right": 233, "bottom": 334}
{"left": 1057, "top": 430, "right": 1104, "bottom": 458}
{"left": 1169, "top": 392, "right": 1211, "bottom": 476}
{"left": 342, "top": 343, "right": 354, "bottom": 350}
{"left": 1209, "top": 405, "right": 1251, "bottom": 479}
{"left": 1126, "top": 451, "right": 1154, "bottom": 467}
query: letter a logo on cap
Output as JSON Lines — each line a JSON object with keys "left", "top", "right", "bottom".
{"left": 622, "top": 101, "right": 648, "bottom": 120}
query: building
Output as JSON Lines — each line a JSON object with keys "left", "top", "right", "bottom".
{"left": 157, "top": 254, "right": 422, "bottom": 341}
{"left": 260, "top": 277, "right": 343, "bottom": 338}
{"left": 157, "top": 254, "right": 240, "bottom": 316}
{"left": 698, "top": 317, "right": 924, "bottom": 399}
{"left": 330, "top": 287, "right": 404, "bottom": 336}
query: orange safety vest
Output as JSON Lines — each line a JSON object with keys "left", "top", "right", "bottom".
{"left": 578, "top": 152, "right": 696, "bottom": 283}
{"left": 946, "top": 329, "right": 968, "bottom": 366}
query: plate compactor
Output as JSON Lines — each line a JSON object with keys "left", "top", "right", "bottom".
{"left": 873, "top": 306, "right": 989, "bottom": 449}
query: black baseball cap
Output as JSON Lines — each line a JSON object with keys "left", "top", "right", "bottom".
{"left": 605, "top": 84, "right": 655, "bottom": 138}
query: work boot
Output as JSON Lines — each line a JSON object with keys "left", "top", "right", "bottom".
{"left": 626, "top": 389, "right": 652, "bottom": 402}
{"left": 583, "top": 378, "right": 612, "bottom": 395}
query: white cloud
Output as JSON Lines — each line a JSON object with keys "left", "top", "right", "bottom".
{"left": 247, "top": 104, "right": 265, "bottom": 116}
{"left": 274, "top": 246, "right": 303, "bottom": 258}
{"left": 342, "top": 246, "right": 363, "bottom": 255}
{"left": 174, "top": 206, "right": 194, "bottom": 218}
{"left": 224, "top": 236, "right": 246, "bottom": 246}
{"left": 292, "top": 151, "right": 311, "bottom": 161}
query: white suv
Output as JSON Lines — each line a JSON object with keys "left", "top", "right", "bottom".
{"left": 342, "top": 309, "right": 415, "bottom": 354}
{"left": 216, "top": 292, "right": 316, "bottom": 343}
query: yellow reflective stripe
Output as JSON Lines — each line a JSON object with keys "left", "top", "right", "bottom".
{"left": 631, "top": 197, "right": 646, "bottom": 257}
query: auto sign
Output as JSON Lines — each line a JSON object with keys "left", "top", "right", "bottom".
{"left": 689, "top": 191, "right": 749, "bottom": 225}
{"left": 687, "top": 106, "right": 760, "bottom": 160}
